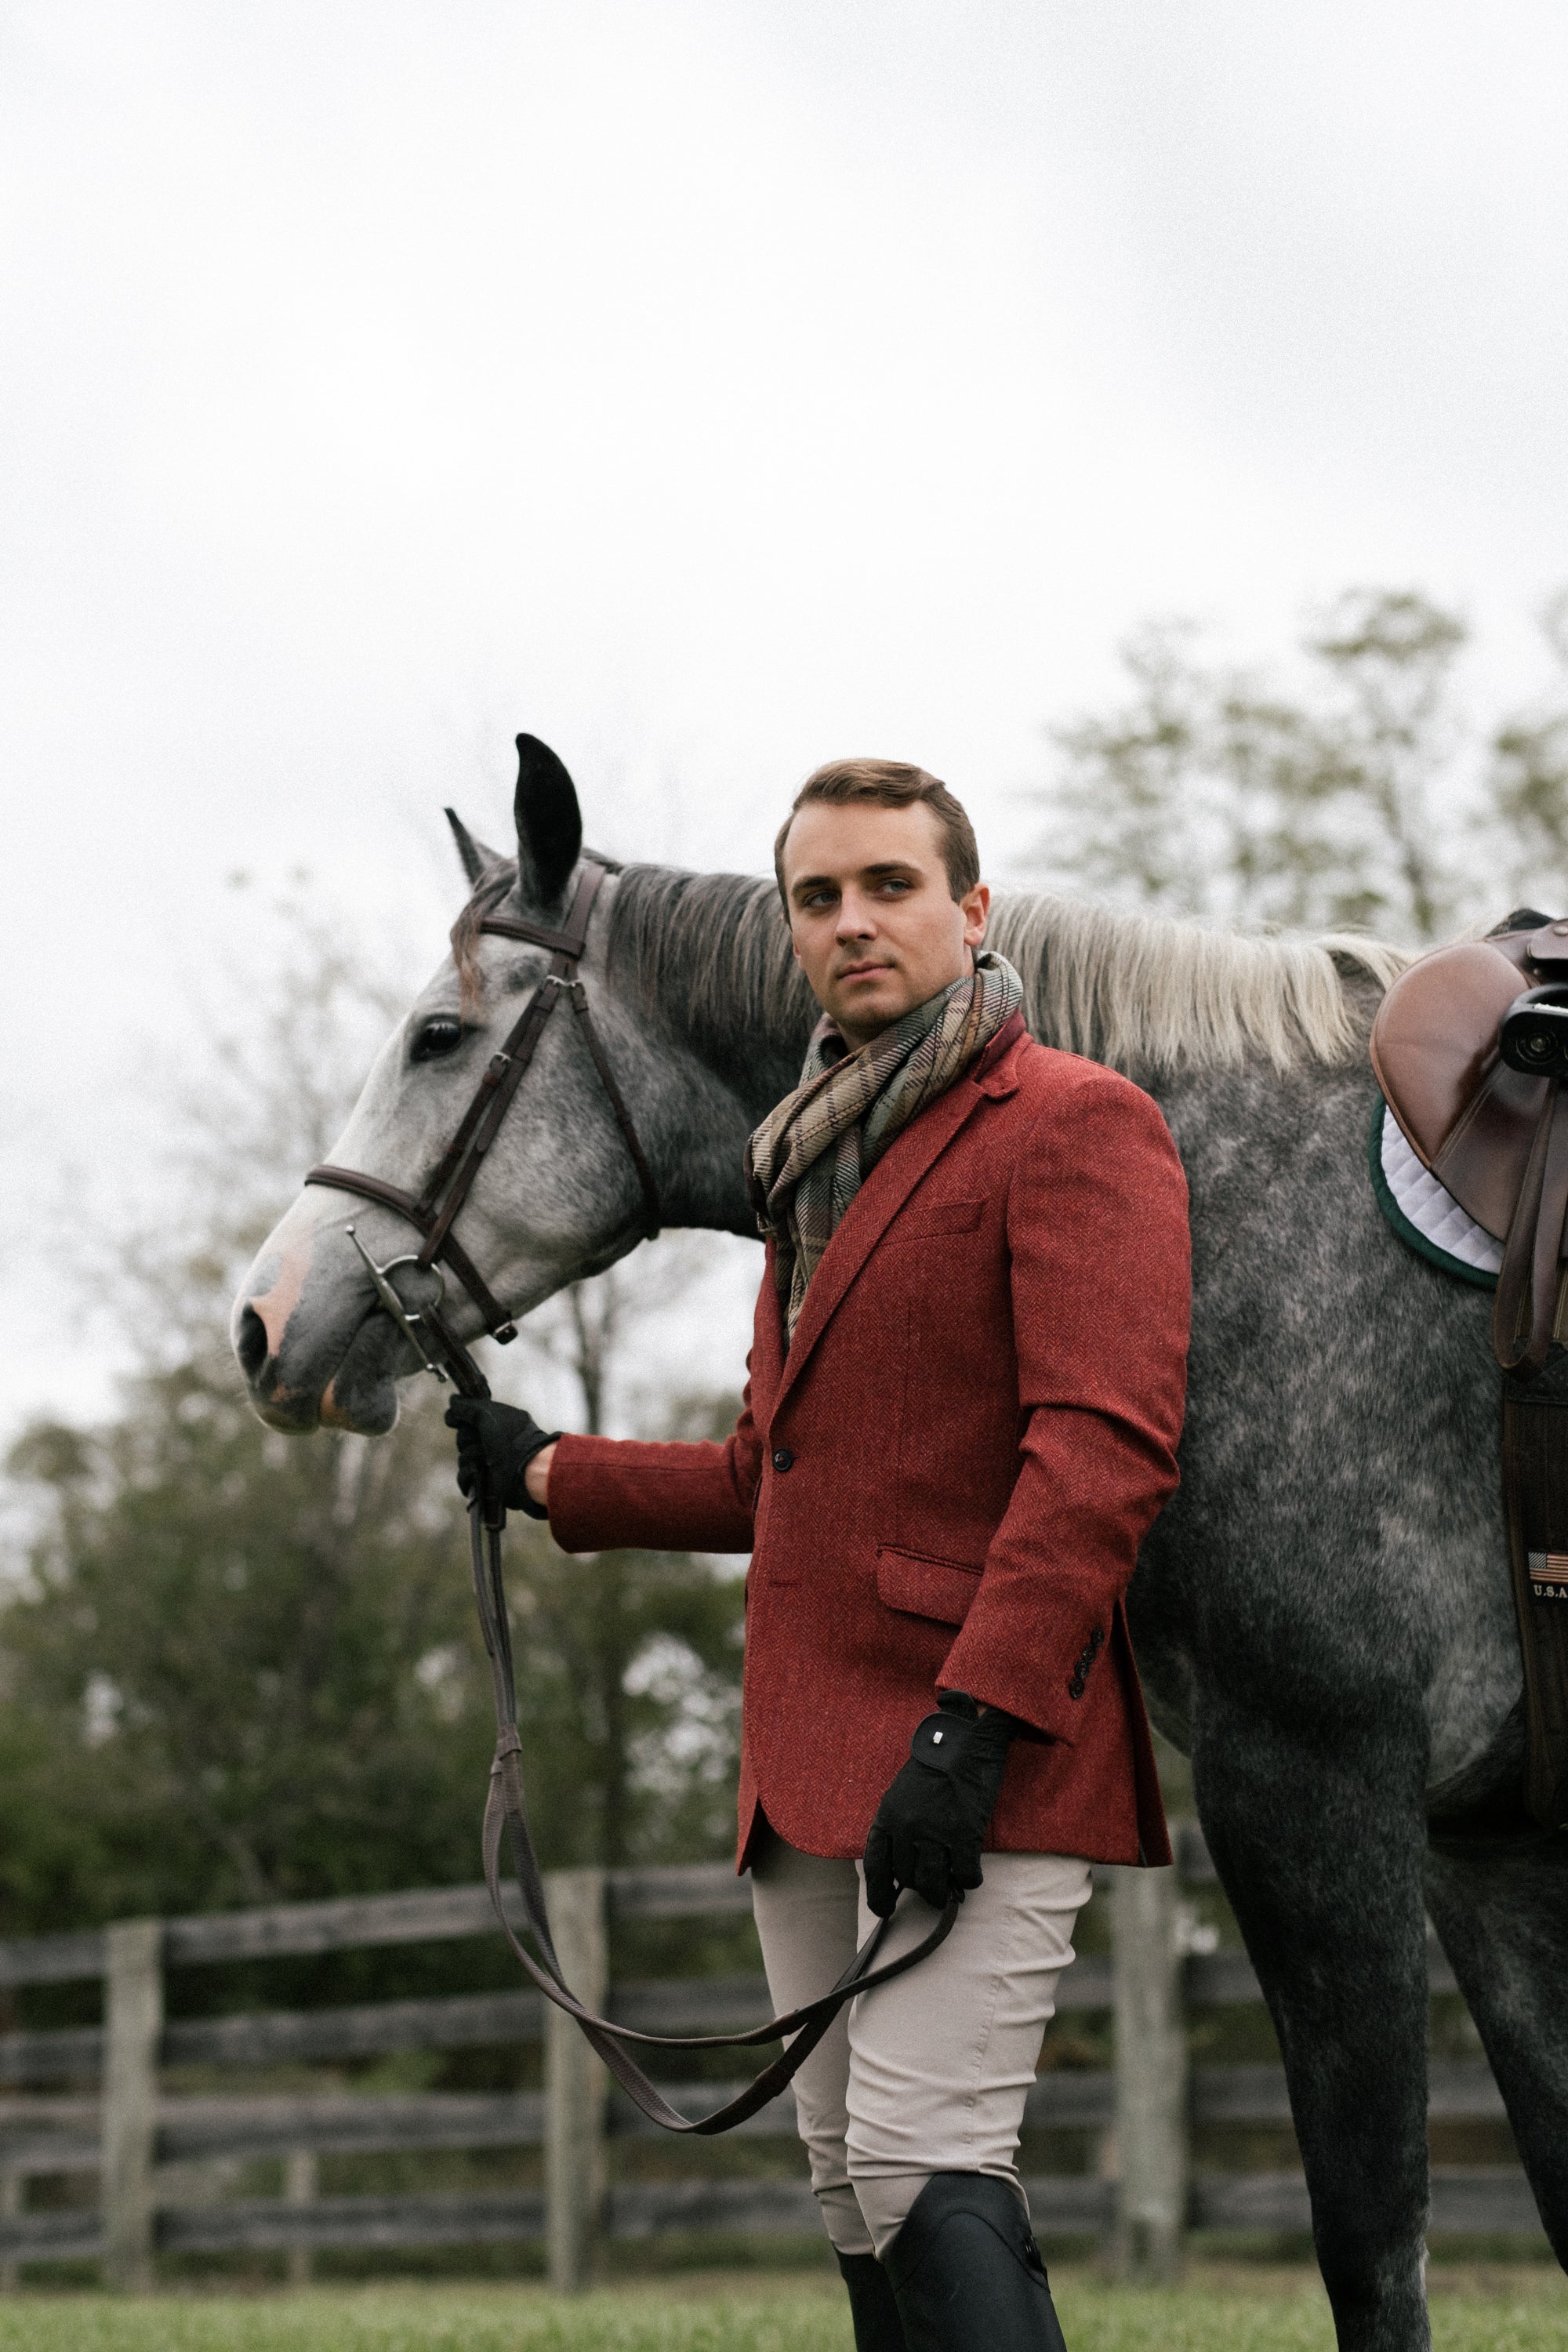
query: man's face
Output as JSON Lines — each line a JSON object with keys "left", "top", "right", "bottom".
{"left": 781, "top": 798, "right": 990, "bottom": 1049}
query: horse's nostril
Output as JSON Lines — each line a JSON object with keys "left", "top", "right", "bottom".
{"left": 235, "top": 1305, "right": 270, "bottom": 1383}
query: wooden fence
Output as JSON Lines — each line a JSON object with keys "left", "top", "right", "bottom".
{"left": 0, "top": 1828, "right": 1540, "bottom": 2291}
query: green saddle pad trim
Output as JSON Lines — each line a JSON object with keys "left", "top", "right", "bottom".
{"left": 1368, "top": 1095, "right": 1498, "bottom": 1291}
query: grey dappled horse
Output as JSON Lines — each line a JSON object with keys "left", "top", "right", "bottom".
{"left": 234, "top": 746, "right": 1568, "bottom": 2352}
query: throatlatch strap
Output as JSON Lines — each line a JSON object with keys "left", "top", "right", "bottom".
{"left": 1501, "top": 1385, "right": 1568, "bottom": 1832}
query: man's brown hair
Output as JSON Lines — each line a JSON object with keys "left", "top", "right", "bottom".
{"left": 773, "top": 759, "right": 980, "bottom": 907}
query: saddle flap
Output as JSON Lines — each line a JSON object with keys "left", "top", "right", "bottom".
{"left": 1370, "top": 938, "right": 1549, "bottom": 1241}
{"left": 1433, "top": 1061, "right": 1555, "bottom": 1243}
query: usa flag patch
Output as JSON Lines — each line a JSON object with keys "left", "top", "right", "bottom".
{"left": 1527, "top": 1552, "right": 1568, "bottom": 1602}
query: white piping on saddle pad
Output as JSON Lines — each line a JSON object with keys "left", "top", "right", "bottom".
{"left": 1377, "top": 1101, "right": 1504, "bottom": 1278}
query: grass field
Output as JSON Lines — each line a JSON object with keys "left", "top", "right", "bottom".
{"left": 0, "top": 2270, "right": 1562, "bottom": 2352}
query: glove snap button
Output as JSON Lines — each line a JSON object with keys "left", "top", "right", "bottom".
{"left": 931, "top": 1731, "right": 943, "bottom": 1744}
{"left": 771, "top": 1447, "right": 794, "bottom": 1472}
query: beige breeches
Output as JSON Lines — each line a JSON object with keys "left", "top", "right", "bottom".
{"left": 749, "top": 1831, "right": 1091, "bottom": 2259}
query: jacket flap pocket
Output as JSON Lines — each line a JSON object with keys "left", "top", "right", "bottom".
{"left": 897, "top": 1197, "right": 985, "bottom": 1240}
{"left": 876, "top": 1545, "right": 983, "bottom": 1626}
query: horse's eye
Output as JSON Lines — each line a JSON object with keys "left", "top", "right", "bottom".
{"left": 411, "top": 1017, "right": 465, "bottom": 1063}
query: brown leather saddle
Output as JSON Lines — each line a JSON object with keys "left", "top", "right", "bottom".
{"left": 1372, "top": 909, "right": 1568, "bottom": 1831}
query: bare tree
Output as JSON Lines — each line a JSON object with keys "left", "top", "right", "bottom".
{"left": 1037, "top": 587, "right": 1568, "bottom": 941}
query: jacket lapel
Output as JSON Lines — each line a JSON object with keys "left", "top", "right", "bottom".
{"left": 771, "top": 1074, "right": 988, "bottom": 1417}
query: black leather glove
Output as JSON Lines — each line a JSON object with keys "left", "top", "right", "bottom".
{"left": 863, "top": 1692, "right": 1020, "bottom": 1918}
{"left": 444, "top": 1398, "right": 561, "bottom": 1519}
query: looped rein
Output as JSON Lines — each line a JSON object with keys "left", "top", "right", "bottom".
{"left": 299, "top": 857, "right": 958, "bottom": 2131}
{"left": 469, "top": 1504, "right": 958, "bottom": 2133}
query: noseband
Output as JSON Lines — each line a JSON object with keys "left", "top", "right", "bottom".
{"left": 304, "top": 859, "right": 661, "bottom": 1363}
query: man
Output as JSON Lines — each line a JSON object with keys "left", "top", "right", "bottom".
{"left": 449, "top": 762, "right": 1190, "bottom": 2351}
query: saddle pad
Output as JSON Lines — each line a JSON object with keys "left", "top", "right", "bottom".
{"left": 1370, "top": 1096, "right": 1502, "bottom": 1288}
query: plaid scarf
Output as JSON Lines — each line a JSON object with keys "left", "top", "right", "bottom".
{"left": 746, "top": 952, "right": 1024, "bottom": 1345}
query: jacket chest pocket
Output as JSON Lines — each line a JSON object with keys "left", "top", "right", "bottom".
{"left": 876, "top": 1544, "right": 983, "bottom": 1627}
{"left": 888, "top": 1196, "right": 985, "bottom": 1243}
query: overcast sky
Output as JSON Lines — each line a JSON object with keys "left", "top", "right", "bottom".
{"left": 7, "top": 1, "right": 1568, "bottom": 1432}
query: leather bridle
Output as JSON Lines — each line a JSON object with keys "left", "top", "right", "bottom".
{"left": 298, "top": 858, "right": 957, "bottom": 2135}
{"left": 304, "top": 859, "right": 661, "bottom": 1350}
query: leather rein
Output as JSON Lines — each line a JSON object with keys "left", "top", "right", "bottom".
{"left": 302, "top": 858, "right": 957, "bottom": 2135}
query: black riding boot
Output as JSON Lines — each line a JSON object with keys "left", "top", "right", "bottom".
{"left": 836, "top": 2248, "right": 909, "bottom": 2350}
{"left": 883, "top": 2173, "right": 1067, "bottom": 2352}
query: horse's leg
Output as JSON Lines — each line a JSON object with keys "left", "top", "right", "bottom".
{"left": 1193, "top": 1707, "right": 1432, "bottom": 2352}
{"left": 1424, "top": 1827, "right": 1568, "bottom": 2266}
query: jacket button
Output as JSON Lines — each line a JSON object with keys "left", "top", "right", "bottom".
{"left": 771, "top": 1447, "right": 794, "bottom": 1472}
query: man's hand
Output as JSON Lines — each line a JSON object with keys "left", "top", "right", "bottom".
{"left": 444, "top": 1399, "right": 562, "bottom": 1519}
{"left": 862, "top": 1692, "right": 1019, "bottom": 1917}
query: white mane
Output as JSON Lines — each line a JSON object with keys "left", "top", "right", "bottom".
{"left": 987, "top": 892, "right": 1412, "bottom": 1076}
{"left": 586, "top": 866, "right": 1414, "bottom": 1078}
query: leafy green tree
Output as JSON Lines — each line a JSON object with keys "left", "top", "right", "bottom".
{"left": 2, "top": 1370, "right": 492, "bottom": 1923}
{"left": 1, "top": 1359, "right": 743, "bottom": 1926}
{"left": 1036, "top": 587, "right": 1568, "bottom": 940}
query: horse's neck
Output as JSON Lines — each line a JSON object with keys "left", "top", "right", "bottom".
{"left": 608, "top": 865, "right": 813, "bottom": 1236}
{"left": 652, "top": 1023, "right": 808, "bottom": 1240}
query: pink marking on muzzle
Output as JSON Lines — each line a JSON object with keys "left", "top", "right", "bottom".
{"left": 246, "top": 1224, "right": 317, "bottom": 1374}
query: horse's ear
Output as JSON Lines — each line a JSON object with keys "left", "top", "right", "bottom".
{"left": 514, "top": 733, "right": 583, "bottom": 909}
{"left": 445, "top": 808, "right": 505, "bottom": 886}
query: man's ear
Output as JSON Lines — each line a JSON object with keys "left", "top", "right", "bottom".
{"left": 962, "top": 881, "right": 991, "bottom": 948}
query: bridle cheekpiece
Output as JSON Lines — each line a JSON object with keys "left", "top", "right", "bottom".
{"left": 303, "top": 858, "right": 660, "bottom": 1390}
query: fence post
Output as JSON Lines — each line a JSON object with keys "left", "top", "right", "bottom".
{"left": 0, "top": 2165, "right": 20, "bottom": 2292}
{"left": 1110, "top": 1864, "right": 1188, "bottom": 2284}
{"left": 543, "top": 1867, "right": 608, "bottom": 2292}
{"left": 101, "top": 1918, "right": 164, "bottom": 2292}
{"left": 285, "top": 2148, "right": 318, "bottom": 2287}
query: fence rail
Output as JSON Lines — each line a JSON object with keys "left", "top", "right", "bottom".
{"left": 0, "top": 2056, "right": 1516, "bottom": 2176}
{"left": 0, "top": 1948, "right": 1467, "bottom": 2083}
{"left": 0, "top": 1831, "right": 1537, "bottom": 2289}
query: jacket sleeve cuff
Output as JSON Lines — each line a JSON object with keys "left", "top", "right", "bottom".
{"left": 546, "top": 1434, "right": 757, "bottom": 1555}
{"left": 938, "top": 1581, "right": 1118, "bottom": 1744}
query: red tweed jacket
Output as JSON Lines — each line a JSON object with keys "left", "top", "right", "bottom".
{"left": 549, "top": 1014, "right": 1191, "bottom": 1870}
